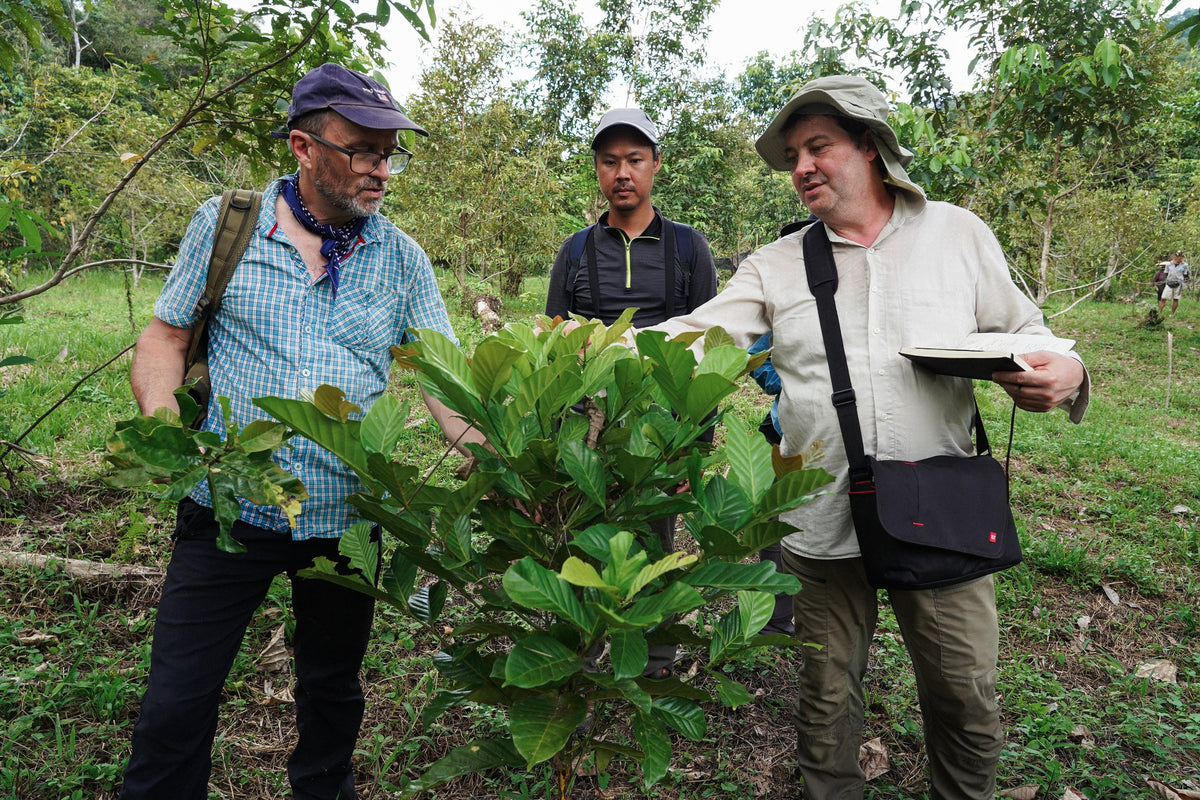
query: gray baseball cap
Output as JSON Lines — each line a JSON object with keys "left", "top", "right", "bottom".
{"left": 591, "top": 108, "right": 659, "bottom": 150}
{"left": 755, "top": 75, "right": 924, "bottom": 200}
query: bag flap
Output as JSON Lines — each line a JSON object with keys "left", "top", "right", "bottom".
{"left": 869, "top": 455, "right": 1013, "bottom": 558}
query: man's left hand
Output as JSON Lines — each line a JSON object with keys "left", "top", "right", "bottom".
{"left": 993, "top": 351, "right": 1085, "bottom": 413}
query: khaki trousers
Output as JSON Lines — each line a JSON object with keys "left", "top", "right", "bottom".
{"left": 781, "top": 551, "right": 1003, "bottom": 800}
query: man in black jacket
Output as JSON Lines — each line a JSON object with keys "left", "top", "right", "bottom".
{"left": 545, "top": 108, "right": 717, "bottom": 326}
{"left": 544, "top": 107, "right": 718, "bottom": 677}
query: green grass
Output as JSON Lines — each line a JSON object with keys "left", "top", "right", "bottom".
{"left": 1, "top": 271, "right": 1199, "bottom": 799}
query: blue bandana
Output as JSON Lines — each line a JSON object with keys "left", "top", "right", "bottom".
{"left": 279, "top": 174, "right": 367, "bottom": 298}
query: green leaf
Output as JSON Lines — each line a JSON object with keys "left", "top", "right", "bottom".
{"left": 710, "top": 671, "right": 755, "bottom": 708}
{"left": 432, "top": 647, "right": 494, "bottom": 688}
{"left": 723, "top": 421, "right": 775, "bottom": 504}
{"left": 380, "top": 550, "right": 418, "bottom": 603}
{"left": 360, "top": 394, "right": 408, "bottom": 455}
{"left": 470, "top": 338, "right": 524, "bottom": 402}
{"left": 632, "top": 712, "right": 671, "bottom": 786}
{"left": 297, "top": 556, "right": 394, "bottom": 603}
{"left": 509, "top": 693, "right": 587, "bottom": 767}
{"left": 338, "top": 521, "right": 379, "bottom": 584}
{"left": 701, "top": 326, "right": 734, "bottom": 352}
{"left": 254, "top": 396, "right": 375, "bottom": 490}
{"left": 610, "top": 628, "right": 649, "bottom": 680}
{"left": 310, "top": 384, "right": 361, "bottom": 421}
{"left": 409, "top": 581, "right": 447, "bottom": 623}
{"left": 560, "top": 557, "right": 618, "bottom": 594}
{"left": 687, "top": 561, "right": 800, "bottom": 594}
{"left": 559, "top": 439, "right": 608, "bottom": 509}
{"left": 737, "top": 590, "right": 775, "bottom": 643}
{"left": 402, "top": 738, "right": 523, "bottom": 797}
{"left": 758, "top": 467, "right": 835, "bottom": 517}
{"left": 627, "top": 551, "right": 698, "bottom": 599}
{"left": 503, "top": 558, "right": 594, "bottom": 632}
{"left": 684, "top": 372, "right": 736, "bottom": 425}
{"left": 652, "top": 695, "right": 706, "bottom": 741}
{"left": 503, "top": 634, "right": 581, "bottom": 688}
{"left": 625, "top": 582, "right": 705, "bottom": 626}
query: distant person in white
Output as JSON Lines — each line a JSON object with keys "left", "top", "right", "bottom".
{"left": 1158, "top": 250, "right": 1189, "bottom": 315}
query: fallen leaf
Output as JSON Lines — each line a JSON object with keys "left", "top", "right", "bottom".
{"left": 1076, "top": 615, "right": 1091, "bottom": 630}
{"left": 1170, "top": 505, "right": 1192, "bottom": 515}
{"left": 1146, "top": 777, "right": 1200, "bottom": 799}
{"left": 1068, "top": 724, "right": 1095, "bottom": 748}
{"left": 257, "top": 624, "right": 290, "bottom": 674}
{"left": 1062, "top": 788, "right": 1087, "bottom": 800}
{"left": 1101, "top": 585, "right": 1119, "bottom": 605}
{"left": 999, "top": 786, "right": 1039, "bottom": 800}
{"left": 859, "top": 737, "right": 889, "bottom": 781}
{"left": 17, "top": 632, "right": 57, "bottom": 647}
{"left": 1135, "top": 659, "right": 1179, "bottom": 683}
{"left": 259, "top": 678, "right": 294, "bottom": 705}
{"left": 119, "top": 152, "right": 143, "bottom": 163}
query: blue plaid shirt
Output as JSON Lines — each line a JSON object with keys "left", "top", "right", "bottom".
{"left": 156, "top": 176, "right": 456, "bottom": 539}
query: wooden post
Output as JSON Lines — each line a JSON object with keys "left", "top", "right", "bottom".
{"left": 1166, "top": 331, "right": 1174, "bottom": 409}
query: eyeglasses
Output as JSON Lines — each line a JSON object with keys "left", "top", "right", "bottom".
{"left": 305, "top": 132, "right": 413, "bottom": 175}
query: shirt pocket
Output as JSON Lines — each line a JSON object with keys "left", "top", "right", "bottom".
{"left": 327, "top": 285, "right": 399, "bottom": 351}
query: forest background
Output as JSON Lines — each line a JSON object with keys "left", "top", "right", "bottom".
{"left": 2, "top": 0, "right": 1200, "bottom": 798}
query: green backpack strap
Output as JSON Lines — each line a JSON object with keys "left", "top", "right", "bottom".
{"left": 182, "top": 189, "right": 263, "bottom": 421}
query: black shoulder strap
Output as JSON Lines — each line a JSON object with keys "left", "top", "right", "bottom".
{"left": 802, "top": 223, "right": 990, "bottom": 480}
{"left": 184, "top": 189, "right": 262, "bottom": 373}
{"left": 663, "top": 219, "right": 677, "bottom": 318}
{"left": 565, "top": 224, "right": 594, "bottom": 315}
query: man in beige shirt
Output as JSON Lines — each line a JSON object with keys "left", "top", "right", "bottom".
{"left": 652, "top": 76, "right": 1088, "bottom": 798}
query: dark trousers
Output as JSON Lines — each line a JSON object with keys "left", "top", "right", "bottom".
{"left": 646, "top": 514, "right": 677, "bottom": 674}
{"left": 120, "top": 500, "right": 375, "bottom": 800}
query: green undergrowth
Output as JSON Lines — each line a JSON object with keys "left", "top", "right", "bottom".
{"left": 2, "top": 272, "right": 1198, "bottom": 798}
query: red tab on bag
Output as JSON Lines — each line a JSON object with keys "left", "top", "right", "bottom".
{"left": 989, "top": 531, "right": 997, "bottom": 543}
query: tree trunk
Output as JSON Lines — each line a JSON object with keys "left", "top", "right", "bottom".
{"left": 1037, "top": 200, "right": 1054, "bottom": 306}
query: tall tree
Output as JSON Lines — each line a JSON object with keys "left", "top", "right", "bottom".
{"left": 393, "top": 12, "right": 567, "bottom": 299}
{"left": 0, "top": 0, "right": 436, "bottom": 306}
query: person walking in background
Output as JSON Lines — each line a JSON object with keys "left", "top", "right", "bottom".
{"left": 121, "top": 63, "right": 478, "bottom": 800}
{"left": 1158, "top": 250, "right": 1189, "bottom": 315}
{"left": 544, "top": 107, "right": 718, "bottom": 676}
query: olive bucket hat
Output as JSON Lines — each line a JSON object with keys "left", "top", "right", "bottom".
{"left": 755, "top": 75, "right": 925, "bottom": 200}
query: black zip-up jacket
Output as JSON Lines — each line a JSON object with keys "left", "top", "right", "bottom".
{"left": 545, "top": 207, "right": 717, "bottom": 327}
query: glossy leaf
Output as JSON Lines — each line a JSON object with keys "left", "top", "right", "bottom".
{"left": 360, "top": 394, "right": 409, "bottom": 455}
{"left": 632, "top": 712, "right": 671, "bottom": 786}
{"left": 503, "top": 634, "right": 580, "bottom": 688}
{"left": 403, "top": 738, "right": 523, "bottom": 797}
{"left": 509, "top": 693, "right": 587, "bottom": 767}
{"left": 610, "top": 628, "right": 649, "bottom": 680}
{"left": 503, "top": 558, "right": 594, "bottom": 631}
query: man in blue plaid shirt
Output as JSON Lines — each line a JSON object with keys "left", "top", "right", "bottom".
{"left": 120, "top": 63, "right": 475, "bottom": 800}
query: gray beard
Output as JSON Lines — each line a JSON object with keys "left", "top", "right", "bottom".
{"left": 311, "top": 166, "right": 383, "bottom": 218}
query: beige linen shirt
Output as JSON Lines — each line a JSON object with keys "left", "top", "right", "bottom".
{"left": 653, "top": 193, "right": 1089, "bottom": 559}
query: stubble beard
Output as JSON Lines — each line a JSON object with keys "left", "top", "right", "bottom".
{"left": 311, "top": 153, "right": 385, "bottom": 218}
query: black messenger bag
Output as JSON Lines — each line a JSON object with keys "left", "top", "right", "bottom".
{"left": 802, "top": 223, "right": 1022, "bottom": 590}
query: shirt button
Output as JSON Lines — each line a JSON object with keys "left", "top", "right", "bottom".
{"left": 873, "top": 328, "right": 882, "bottom": 334}
{"left": 302, "top": 369, "right": 311, "bottom": 377}
{"left": 878, "top": 369, "right": 886, "bottom": 375}
{"left": 304, "top": 325, "right": 312, "bottom": 333}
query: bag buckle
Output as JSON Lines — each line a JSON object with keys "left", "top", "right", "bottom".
{"left": 831, "top": 388, "right": 856, "bottom": 407}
